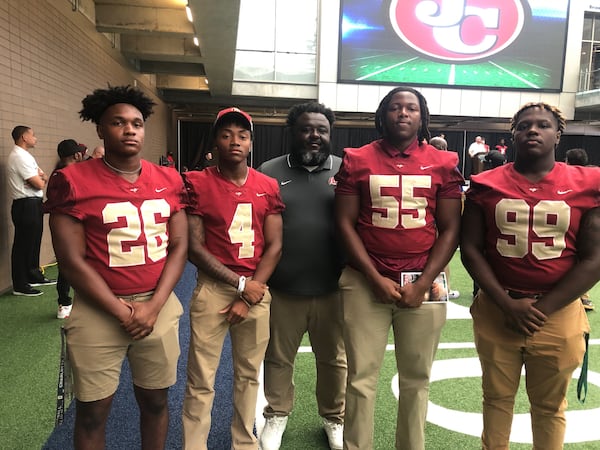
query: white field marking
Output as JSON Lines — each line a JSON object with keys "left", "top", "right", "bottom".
{"left": 446, "top": 300, "right": 471, "bottom": 319}
{"left": 357, "top": 57, "right": 419, "bottom": 81}
{"left": 256, "top": 304, "right": 600, "bottom": 443}
{"left": 448, "top": 64, "right": 456, "bottom": 85}
{"left": 391, "top": 358, "right": 600, "bottom": 444}
{"left": 488, "top": 61, "right": 540, "bottom": 88}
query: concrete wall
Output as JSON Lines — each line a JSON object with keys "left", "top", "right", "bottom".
{"left": 0, "top": 0, "right": 170, "bottom": 292}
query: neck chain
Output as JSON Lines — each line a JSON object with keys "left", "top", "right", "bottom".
{"left": 102, "top": 157, "right": 142, "bottom": 175}
{"left": 216, "top": 165, "right": 249, "bottom": 186}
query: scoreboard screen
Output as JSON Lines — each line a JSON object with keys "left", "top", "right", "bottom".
{"left": 338, "top": 0, "right": 570, "bottom": 91}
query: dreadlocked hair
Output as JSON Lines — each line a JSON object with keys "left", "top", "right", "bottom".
{"left": 510, "top": 102, "right": 566, "bottom": 135}
{"left": 79, "top": 85, "right": 156, "bottom": 124}
{"left": 286, "top": 102, "right": 335, "bottom": 128}
{"left": 375, "top": 87, "right": 431, "bottom": 145}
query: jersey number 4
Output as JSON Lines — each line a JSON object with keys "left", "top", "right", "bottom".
{"left": 103, "top": 200, "right": 170, "bottom": 267}
{"left": 229, "top": 203, "right": 255, "bottom": 259}
{"left": 495, "top": 199, "right": 570, "bottom": 260}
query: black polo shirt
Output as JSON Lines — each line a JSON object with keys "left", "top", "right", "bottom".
{"left": 258, "top": 154, "right": 343, "bottom": 296}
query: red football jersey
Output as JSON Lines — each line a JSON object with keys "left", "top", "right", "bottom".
{"left": 45, "top": 158, "right": 187, "bottom": 295}
{"left": 335, "top": 139, "right": 464, "bottom": 278}
{"left": 184, "top": 167, "right": 284, "bottom": 276}
{"left": 468, "top": 162, "right": 600, "bottom": 293}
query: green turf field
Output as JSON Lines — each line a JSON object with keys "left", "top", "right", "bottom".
{"left": 285, "top": 251, "right": 600, "bottom": 449}
{"left": 3, "top": 254, "right": 600, "bottom": 449}
{"left": 342, "top": 49, "right": 553, "bottom": 89}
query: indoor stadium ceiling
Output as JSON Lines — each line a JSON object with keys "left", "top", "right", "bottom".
{"left": 91, "top": 0, "right": 301, "bottom": 113}
{"left": 93, "top": 0, "right": 232, "bottom": 103}
{"left": 89, "top": 0, "right": 600, "bottom": 128}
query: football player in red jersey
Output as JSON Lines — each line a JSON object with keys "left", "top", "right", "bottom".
{"left": 461, "top": 102, "right": 600, "bottom": 449}
{"left": 182, "top": 108, "right": 284, "bottom": 450}
{"left": 334, "top": 87, "right": 464, "bottom": 450}
{"left": 45, "top": 86, "right": 188, "bottom": 450}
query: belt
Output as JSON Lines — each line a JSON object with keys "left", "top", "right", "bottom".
{"left": 506, "top": 290, "right": 543, "bottom": 300}
{"left": 13, "top": 197, "right": 42, "bottom": 202}
{"left": 119, "top": 291, "right": 155, "bottom": 302}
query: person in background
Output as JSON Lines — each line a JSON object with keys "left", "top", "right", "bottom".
{"left": 494, "top": 138, "right": 508, "bottom": 156}
{"left": 166, "top": 151, "right": 175, "bottom": 168}
{"left": 484, "top": 149, "right": 506, "bottom": 170}
{"left": 258, "top": 102, "right": 346, "bottom": 450}
{"left": 468, "top": 135, "right": 489, "bottom": 176}
{"left": 77, "top": 143, "right": 88, "bottom": 158}
{"left": 52, "top": 139, "right": 88, "bottom": 319}
{"left": 468, "top": 135, "right": 487, "bottom": 158}
{"left": 565, "top": 147, "right": 595, "bottom": 311}
{"left": 8, "top": 125, "right": 56, "bottom": 296}
{"left": 91, "top": 145, "right": 105, "bottom": 159}
{"left": 46, "top": 85, "right": 188, "bottom": 450}
{"left": 428, "top": 135, "right": 461, "bottom": 301}
{"left": 461, "top": 102, "right": 600, "bottom": 449}
{"left": 182, "top": 107, "right": 284, "bottom": 450}
{"left": 335, "top": 87, "right": 463, "bottom": 450}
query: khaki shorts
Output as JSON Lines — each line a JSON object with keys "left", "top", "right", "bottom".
{"left": 64, "top": 291, "right": 183, "bottom": 402}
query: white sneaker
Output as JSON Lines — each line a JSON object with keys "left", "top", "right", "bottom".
{"left": 57, "top": 304, "right": 72, "bottom": 319}
{"left": 259, "top": 416, "right": 288, "bottom": 450}
{"left": 449, "top": 290, "right": 460, "bottom": 299}
{"left": 322, "top": 419, "right": 343, "bottom": 450}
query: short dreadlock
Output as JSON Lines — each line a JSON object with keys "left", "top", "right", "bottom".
{"left": 510, "top": 102, "right": 566, "bottom": 135}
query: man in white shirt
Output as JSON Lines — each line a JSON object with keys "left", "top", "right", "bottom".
{"left": 468, "top": 135, "right": 487, "bottom": 157}
{"left": 8, "top": 125, "right": 55, "bottom": 296}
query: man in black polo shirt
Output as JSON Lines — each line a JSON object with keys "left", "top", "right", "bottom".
{"left": 258, "top": 102, "right": 346, "bottom": 450}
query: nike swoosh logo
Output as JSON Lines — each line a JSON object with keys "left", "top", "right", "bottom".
{"left": 557, "top": 189, "right": 572, "bottom": 195}
{"left": 281, "top": 180, "right": 292, "bottom": 185}
{"left": 155, "top": 187, "right": 167, "bottom": 193}
{"left": 420, "top": 165, "right": 433, "bottom": 170}
{"left": 256, "top": 192, "right": 267, "bottom": 197}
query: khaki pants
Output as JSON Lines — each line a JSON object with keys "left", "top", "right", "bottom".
{"left": 339, "top": 267, "right": 446, "bottom": 450}
{"left": 471, "top": 291, "right": 589, "bottom": 450}
{"left": 65, "top": 291, "right": 182, "bottom": 402}
{"left": 263, "top": 289, "right": 346, "bottom": 422}
{"left": 182, "top": 274, "right": 271, "bottom": 450}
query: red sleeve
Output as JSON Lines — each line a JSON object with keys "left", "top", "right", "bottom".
{"left": 44, "top": 170, "right": 80, "bottom": 219}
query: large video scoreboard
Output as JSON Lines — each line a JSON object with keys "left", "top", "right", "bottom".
{"left": 338, "top": 0, "right": 570, "bottom": 91}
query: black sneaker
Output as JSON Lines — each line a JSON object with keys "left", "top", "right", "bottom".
{"left": 29, "top": 277, "right": 57, "bottom": 287}
{"left": 13, "top": 286, "right": 43, "bottom": 297}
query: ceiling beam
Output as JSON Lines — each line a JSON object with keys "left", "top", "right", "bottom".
{"left": 95, "top": 3, "right": 193, "bottom": 37}
{"left": 121, "top": 35, "right": 202, "bottom": 63}
{"left": 190, "top": 0, "right": 241, "bottom": 97}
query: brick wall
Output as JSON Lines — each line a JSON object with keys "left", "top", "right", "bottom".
{"left": 0, "top": 0, "right": 169, "bottom": 292}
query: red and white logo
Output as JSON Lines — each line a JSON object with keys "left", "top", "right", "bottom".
{"left": 389, "top": 0, "right": 525, "bottom": 62}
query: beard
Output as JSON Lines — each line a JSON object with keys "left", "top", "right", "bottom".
{"left": 292, "top": 142, "right": 331, "bottom": 166}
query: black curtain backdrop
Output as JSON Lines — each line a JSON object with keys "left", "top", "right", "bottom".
{"left": 178, "top": 121, "right": 600, "bottom": 174}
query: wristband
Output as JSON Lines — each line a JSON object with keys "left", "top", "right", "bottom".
{"left": 237, "top": 276, "right": 247, "bottom": 296}
{"left": 239, "top": 294, "right": 252, "bottom": 308}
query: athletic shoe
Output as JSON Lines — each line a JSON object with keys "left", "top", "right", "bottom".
{"left": 57, "top": 304, "right": 73, "bottom": 319}
{"left": 449, "top": 290, "right": 460, "bottom": 299}
{"left": 30, "top": 277, "right": 57, "bottom": 287}
{"left": 259, "top": 416, "right": 288, "bottom": 450}
{"left": 582, "top": 298, "right": 595, "bottom": 311}
{"left": 322, "top": 419, "right": 343, "bottom": 450}
{"left": 13, "top": 286, "right": 43, "bottom": 297}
